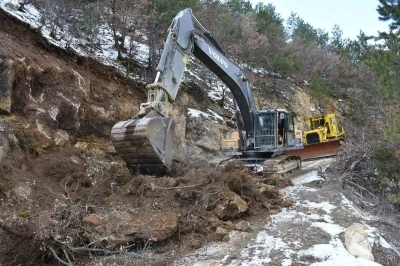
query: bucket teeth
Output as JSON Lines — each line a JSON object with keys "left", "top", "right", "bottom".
{"left": 111, "top": 110, "right": 175, "bottom": 175}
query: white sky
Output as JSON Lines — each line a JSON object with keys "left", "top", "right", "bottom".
{"left": 250, "top": 0, "right": 390, "bottom": 39}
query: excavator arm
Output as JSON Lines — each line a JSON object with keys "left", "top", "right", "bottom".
{"left": 149, "top": 9, "right": 256, "bottom": 132}
{"left": 111, "top": 9, "right": 258, "bottom": 174}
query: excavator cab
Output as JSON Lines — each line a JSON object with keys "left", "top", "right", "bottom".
{"left": 254, "top": 109, "right": 300, "bottom": 151}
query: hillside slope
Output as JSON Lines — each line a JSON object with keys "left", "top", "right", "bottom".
{"left": 0, "top": 6, "right": 300, "bottom": 266}
{"left": 0, "top": 3, "right": 358, "bottom": 266}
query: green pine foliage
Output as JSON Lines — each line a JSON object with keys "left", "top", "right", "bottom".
{"left": 273, "top": 51, "right": 302, "bottom": 74}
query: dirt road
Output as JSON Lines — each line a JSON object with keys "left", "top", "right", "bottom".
{"left": 175, "top": 159, "right": 400, "bottom": 266}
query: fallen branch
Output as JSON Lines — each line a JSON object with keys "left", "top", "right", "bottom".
{"left": 48, "top": 246, "right": 72, "bottom": 266}
{"left": 154, "top": 183, "right": 204, "bottom": 190}
{"left": 349, "top": 156, "right": 365, "bottom": 171}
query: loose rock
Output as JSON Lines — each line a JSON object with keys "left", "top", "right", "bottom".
{"left": 344, "top": 223, "right": 374, "bottom": 261}
{"left": 215, "top": 191, "right": 249, "bottom": 220}
{"left": 282, "top": 198, "right": 294, "bottom": 207}
{"left": 235, "top": 220, "right": 252, "bottom": 232}
{"left": 215, "top": 227, "right": 229, "bottom": 240}
{"left": 87, "top": 211, "right": 178, "bottom": 247}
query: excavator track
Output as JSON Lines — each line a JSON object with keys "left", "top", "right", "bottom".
{"left": 111, "top": 111, "right": 175, "bottom": 175}
{"left": 263, "top": 155, "right": 301, "bottom": 174}
{"left": 233, "top": 154, "right": 301, "bottom": 174}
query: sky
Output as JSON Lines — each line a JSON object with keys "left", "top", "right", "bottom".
{"left": 249, "top": 0, "right": 390, "bottom": 39}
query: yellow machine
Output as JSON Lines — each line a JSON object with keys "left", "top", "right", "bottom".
{"left": 284, "top": 113, "right": 345, "bottom": 160}
{"left": 303, "top": 114, "right": 345, "bottom": 145}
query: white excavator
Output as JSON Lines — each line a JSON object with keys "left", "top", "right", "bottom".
{"left": 111, "top": 9, "right": 305, "bottom": 175}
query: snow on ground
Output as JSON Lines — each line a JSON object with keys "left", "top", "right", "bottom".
{"left": 187, "top": 108, "right": 224, "bottom": 123}
{"left": 0, "top": 1, "right": 41, "bottom": 28}
{"left": 174, "top": 159, "right": 398, "bottom": 265}
{"left": 0, "top": 0, "right": 146, "bottom": 79}
{"left": 187, "top": 108, "right": 210, "bottom": 119}
{"left": 299, "top": 238, "right": 381, "bottom": 266}
{"left": 301, "top": 200, "right": 337, "bottom": 214}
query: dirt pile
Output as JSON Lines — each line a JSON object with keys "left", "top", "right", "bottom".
{"left": 0, "top": 151, "right": 290, "bottom": 265}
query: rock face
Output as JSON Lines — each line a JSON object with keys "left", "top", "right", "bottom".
{"left": 186, "top": 114, "right": 222, "bottom": 152}
{"left": 86, "top": 211, "right": 178, "bottom": 247}
{"left": 344, "top": 223, "right": 374, "bottom": 261}
{"left": 0, "top": 57, "right": 12, "bottom": 114}
{"left": 0, "top": 133, "right": 9, "bottom": 163}
{"left": 215, "top": 190, "right": 249, "bottom": 220}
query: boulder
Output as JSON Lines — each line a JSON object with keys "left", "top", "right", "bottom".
{"left": 282, "top": 198, "right": 294, "bottom": 208}
{"left": 167, "top": 178, "right": 179, "bottom": 187}
{"left": 235, "top": 220, "right": 252, "bottom": 232}
{"left": 215, "top": 227, "right": 229, "bottom": 240}
{"left": 82, "top": 214, "right": 101, "bottom": 228}
{"left": 215, "top": 191, "right": 249, "bottom": 220}
{"left": 186, "top": 112, "right": 222, "bottom": 152}
{"left": 87, "top": 211, "right": 178, "bottom": 247}
{"left": 344, "top": 223, "right": 374, "bottom": 261}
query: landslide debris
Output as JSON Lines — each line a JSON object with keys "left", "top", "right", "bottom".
{"left": 0, "top": 149, "right": 290, "bottom": 265}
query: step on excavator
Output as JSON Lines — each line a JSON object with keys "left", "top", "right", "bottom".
{"left": 111, "top": 8, "right": 307, "bottom": 175}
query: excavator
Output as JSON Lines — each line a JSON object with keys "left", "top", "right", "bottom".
{"left": 111, "top": 8, "right": 305, "bottom": 175}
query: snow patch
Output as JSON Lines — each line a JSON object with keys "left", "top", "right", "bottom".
{"left": 301, "top": 200, "right": 336, "bottom": 214}
{"left": 233, "top": 232, "right": 292, "bottom": 266}
{"left": 340, "top": 194, "right": 373, "bottom": 220}
{"left": 207, "top": 109, "right": 224, "bottom": 121}
{"left": 187, "top": 108, "right": 210, "bottom": 119}
{"left": 299, "top": 238, "right": 381, "bottom": 266}
{"left": 311, "top": 222, "right": 344, "bottom": 236}
{"left": 187, "top": 108, "right": 224, "bottom": 124}
{"left": 293, "top": 171, "right": 323, "bottom": 185}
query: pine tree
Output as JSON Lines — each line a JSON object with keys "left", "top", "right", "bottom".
{"left": 377, "top": 0, "right": 400, "bottom": 31}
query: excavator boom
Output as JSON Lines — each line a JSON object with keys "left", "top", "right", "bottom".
{"left": 111, "top": 8, "right": 258, "bottom": 174}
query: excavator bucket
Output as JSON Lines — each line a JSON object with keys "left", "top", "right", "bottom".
{"left": 111, "top": 110, "right": 175, "bottom": 174}
{"left": 284, "top": 138, "right": 343, "bottom": 160}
